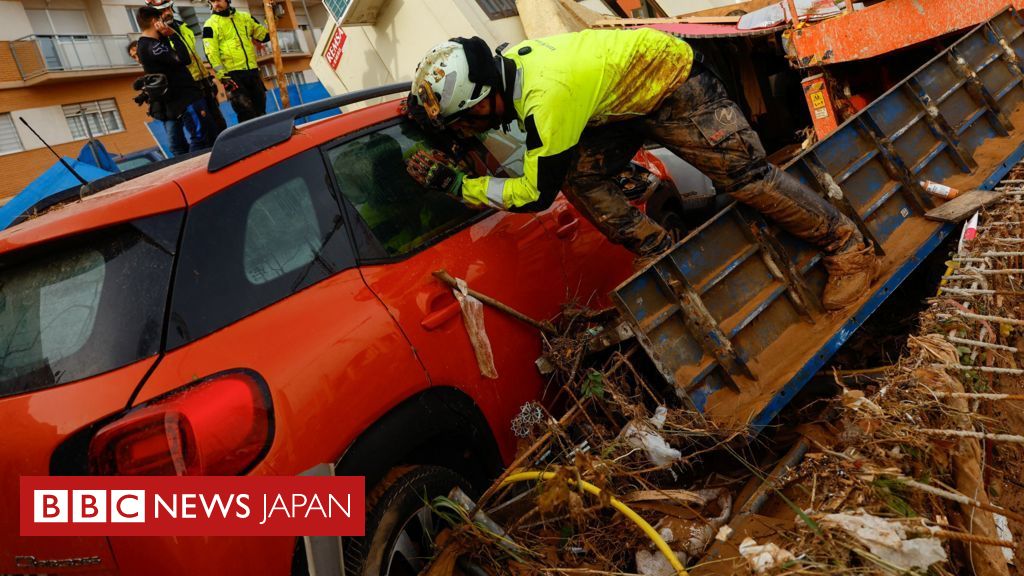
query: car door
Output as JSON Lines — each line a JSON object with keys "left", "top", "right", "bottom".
{"left": 476, "top": 124, "right": 635, "bottom": 311}
{"left": 324, "top": 120, "right": 570, "bottom": 461}
{"left": 113, "top": 150, "right": 430, "bottom": 576}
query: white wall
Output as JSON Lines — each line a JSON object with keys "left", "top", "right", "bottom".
{"left": 654, "top": 0, "right": 747, "bottom": 16}
{"left": 0, "top": 1, "right": 33, "bottom": 40}
{"left": 311, "top": 0, "right": 527, "bottom": 98}
{"left": 102, "top": 4, "right": 135, "bottom": 34}
{"left": 12, "top": 106, "right": 74, "bottom": 151}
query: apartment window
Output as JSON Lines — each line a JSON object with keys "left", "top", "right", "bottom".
{"left": 474, "top": 0, "right": 518, "bottom": 20}
{"left": 126, "top": 7, "right": 140, "bottom": 32}
{"left": 63, "top": 100, "right": 125, "bottom": 140}
{"left": 0, "top": 114, "right": 24, "bottom": 155}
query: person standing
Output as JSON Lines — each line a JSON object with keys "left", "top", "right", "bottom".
{"left": 136, "top": 6, "right": 211, "bottom": 155}
{"left": 144, "top": 0, "right": 228, "bottom": 138}
{"left": 202, "top": 0, "right": 269, "bottom": 122}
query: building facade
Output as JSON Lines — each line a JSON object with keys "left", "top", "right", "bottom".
{"left": 0, "top": 0, "right": 318, "bottom": 197}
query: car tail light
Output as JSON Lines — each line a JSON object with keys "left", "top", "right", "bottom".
{"left": 89, "top": 371, "right": 273, "bottom": 475}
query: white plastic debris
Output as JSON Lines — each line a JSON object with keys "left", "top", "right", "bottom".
{"left": 715, "top": 525, "right": 734, "bottom": 542}
{"left": 452, "top": 279, "right": 498, "bottom": 379}
{"left": 739, "top": 537, "right": 796, "bottom": 573}
{"left": 842, "top": 388, "right": 884, "bottom": 416}
{"left": 994, "top": 513, "right": 1016, "bottom": 564}
{"left": 620, "top": 406, "right": 681, "bottom": 467}
{"left": 649, "top": 405, "right": 668, "bottom": 428}
{"left": 636, "top": 548, "right": 688, "bottom": 576}
{"left": 959, "top": 211, "right": 980, "bottom": 253}
{"left": 820, "top": 512, "right": 947, "bottom": 570}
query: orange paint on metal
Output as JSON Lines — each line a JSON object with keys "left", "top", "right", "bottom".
{"left": 802, "top": 73, "right": 839, "bottom": 138}
{"left": 787, "top": 0, "right": 1024, "bottom": 68}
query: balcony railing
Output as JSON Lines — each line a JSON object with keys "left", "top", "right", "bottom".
{"left": 256, "top": 30, "right": 307, "bottom": 58}
{"left": 10, "top": 34, "right": 139, "bottom": 80}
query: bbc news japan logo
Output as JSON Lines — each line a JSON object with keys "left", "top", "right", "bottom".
{"left": 21, "top": 476, "right": 365, "bottom": 537}
{"left": 35, "top": 490, "right": 144, "bottom": 523}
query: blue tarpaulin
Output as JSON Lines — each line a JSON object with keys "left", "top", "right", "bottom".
{"left": 0, "top": 158, "right": 113, "bottom": 230}
{"left": 76, "top": 139, "right": 119, "bottom": 173}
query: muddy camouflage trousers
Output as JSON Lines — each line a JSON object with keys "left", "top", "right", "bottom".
{"left": 565, "top": 69, "right": 862, "bottom": 257}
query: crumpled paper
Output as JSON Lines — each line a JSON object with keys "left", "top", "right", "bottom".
{"left": 820, "top": 511, "right": 947, "bottom": 570}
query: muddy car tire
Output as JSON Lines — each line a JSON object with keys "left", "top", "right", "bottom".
{"left": 346, "top": 465, "right": 470, "bottom": 576}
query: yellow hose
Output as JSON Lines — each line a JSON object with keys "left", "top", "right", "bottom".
{"left": 937, "top": 258, "right": 958, "bottom": 297}
{"left": 502, "top": 470, "right": 689, "bottom": 576}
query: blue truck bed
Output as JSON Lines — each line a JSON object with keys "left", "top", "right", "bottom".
{"left": 613, "top": 7, "right": 1024, "bottom": 432}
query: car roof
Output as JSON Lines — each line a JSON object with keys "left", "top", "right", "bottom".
{"left": 0, "top": 83, "right": 409, "bottom": 254}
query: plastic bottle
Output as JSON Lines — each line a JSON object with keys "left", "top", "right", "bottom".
{"left": 920, "top": 180, "right": 960, "bottom": 199}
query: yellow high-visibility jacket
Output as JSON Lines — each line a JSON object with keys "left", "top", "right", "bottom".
{"left": 202, "top": 9, "right": 269, "bottom": 78}
{"left": 460, "top": 28, "right": 693, "bottom": 211}
{"left": 170, "top": 21, "right": 203, "bottom": 81}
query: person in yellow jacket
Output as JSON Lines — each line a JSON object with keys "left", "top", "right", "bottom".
{"left": 202, "top": 0, "right": 269, "bottom": 122}
{"left": 405, "top": 30, "right": 879, "bottom": 311}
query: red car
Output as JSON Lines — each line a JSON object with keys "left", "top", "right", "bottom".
{"left": 0, "top": 83, "right": 640, "bottom": 575}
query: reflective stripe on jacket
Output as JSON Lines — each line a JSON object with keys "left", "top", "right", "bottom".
{"left": 202, "top": 9, "right": 269, "bottom": 77}
{"left": 460, "top": 29, "right": 693, "bottom": 210}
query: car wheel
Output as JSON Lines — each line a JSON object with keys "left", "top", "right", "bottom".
{"left": 347, "top": 465, "right": 470, "bottom": 576}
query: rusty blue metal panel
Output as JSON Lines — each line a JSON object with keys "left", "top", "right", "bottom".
{"left": 613, "top": 7, "right": 1024, "bottom": 432}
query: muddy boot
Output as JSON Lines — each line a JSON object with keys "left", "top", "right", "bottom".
{"left": 729, "top": 166, "right": 880, "bottom": 310}
{"left": 822, "top": 242, "right": 881, "bottom": 311}
{"left": 632, "top": 229, "right": 674, "bottom": 271}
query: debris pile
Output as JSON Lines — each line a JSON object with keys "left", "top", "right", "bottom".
{"left": 423, "top": 184, "right": 1024, "bottom": 575}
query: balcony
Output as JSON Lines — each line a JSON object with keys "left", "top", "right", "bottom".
{"left": 255, "top": 29, "right": 309, "bottom": 60}
{"left": 9, "top": 34, "right": 139, "bottom": 81}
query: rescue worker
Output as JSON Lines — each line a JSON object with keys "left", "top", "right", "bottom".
{"left": 136, "top": 6, "right": 210, "bottom": 155}
{"left": 144, "top": 0, "right": 227, "bottom": 137}
{"left": 405, "top": 30, "right": 880, "bottom": 311}
{"left": 202, "top": 0, "right": 269, "bottom": 122}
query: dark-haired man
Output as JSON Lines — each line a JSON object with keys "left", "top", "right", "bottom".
{"left": 136, "top": 5, "right": 211, "bottom": 155}
{"left": 144, "top": 0, "right": 227, "bottom": 138}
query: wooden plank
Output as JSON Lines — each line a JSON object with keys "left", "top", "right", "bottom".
{"left": 925, "top": 190, "right": 1005, "bottom": 222}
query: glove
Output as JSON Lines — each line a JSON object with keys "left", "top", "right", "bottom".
{"left": 406, "top": 149, "right": 464, "bottom": 197}
{"left": 222, "top": 78, "right": 239, "bottom": 93}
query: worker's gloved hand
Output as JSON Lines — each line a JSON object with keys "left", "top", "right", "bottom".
{"left": 406, "top": 149, "right": 464, "bottom": 198}
{"left": 221, "top": 77, "right": 239, "bottom": 93}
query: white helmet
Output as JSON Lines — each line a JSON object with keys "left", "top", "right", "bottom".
{"left": 412, "top": 40, "right": 491, "bottom": 124}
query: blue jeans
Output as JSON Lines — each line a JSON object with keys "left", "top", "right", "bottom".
{"left": 163, "top": 98, "right": 210, "bottom": 156}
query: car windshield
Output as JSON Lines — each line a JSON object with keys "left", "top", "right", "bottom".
{"left": 0, "top": 211, "right": 181, "bottom": 397}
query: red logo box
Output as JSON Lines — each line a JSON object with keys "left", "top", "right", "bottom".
{"left": 21, "top": 476, "right": 365, "bottom": 536}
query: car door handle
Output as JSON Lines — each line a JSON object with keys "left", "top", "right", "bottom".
{"left": 421, "top": 302, "right": 461, "bottom": 330}
{"left": 421, "top": 290, "right": 461, "bottom": 331}
{"left": 555, "top": 216, "right": 579, "bottom": 238}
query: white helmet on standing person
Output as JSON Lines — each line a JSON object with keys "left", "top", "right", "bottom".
{"left": 411, "top": 39, "right": 493, "bottom": 125}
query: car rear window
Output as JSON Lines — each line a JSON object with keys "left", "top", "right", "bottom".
{"left": 0, "top": 211, "right": 182, "bottom": 397}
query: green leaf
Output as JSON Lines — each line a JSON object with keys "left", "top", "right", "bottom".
{"left": 581, "top": 369, "right": 605, "bottom": 400}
